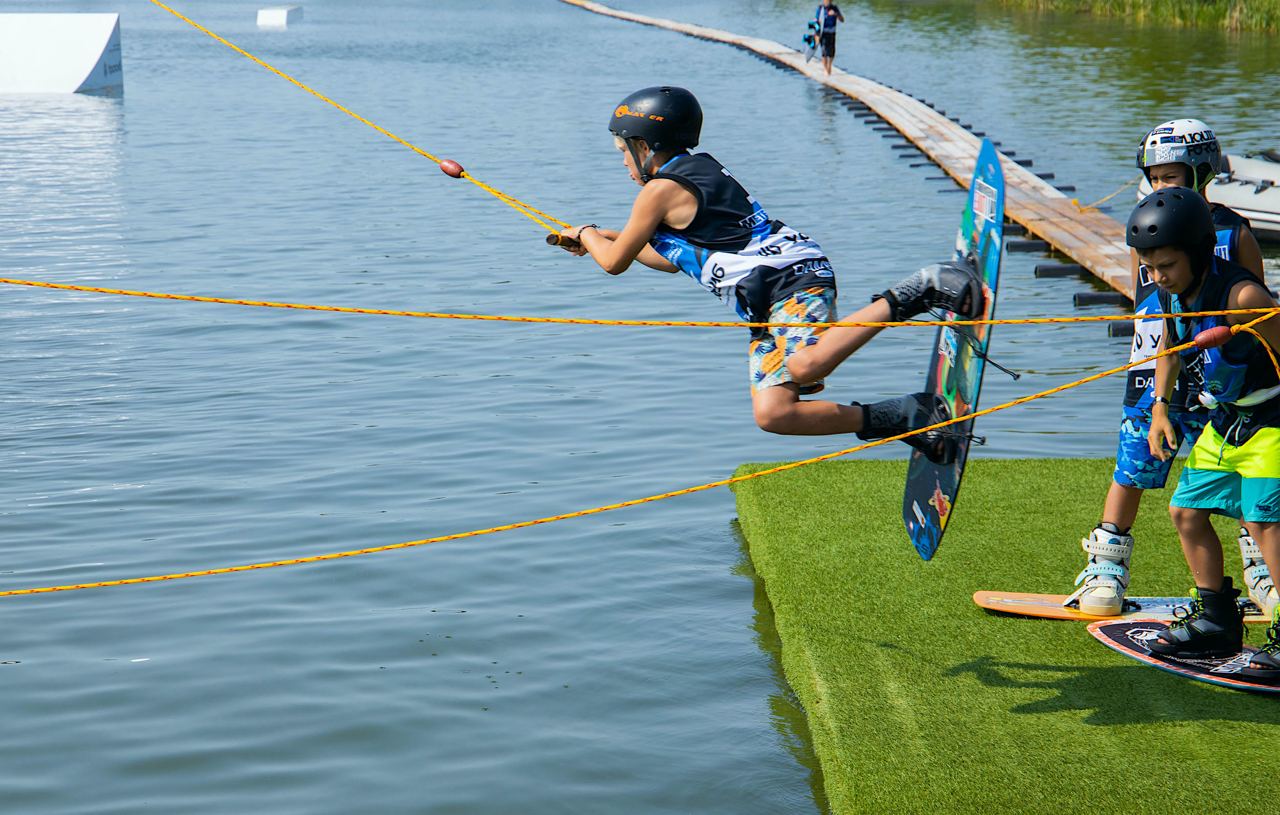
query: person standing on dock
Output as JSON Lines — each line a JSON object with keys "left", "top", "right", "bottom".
{"left": 817, "top": 0, "right": 844, "bottom": 76}
{"left": 1134, "top": 188, "right": 1280, "bottom": 673}
{"left": 558, "top": 86, "right": 985, "bottom": 463}
{"left": 1066, "top": 119, "right": 1271, "bottom": 620}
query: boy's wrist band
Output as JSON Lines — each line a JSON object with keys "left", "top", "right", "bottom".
{"left": 1152, "top": 396, "right": 1171, "bottom": 406}
{"left": 576, "top": 224, "right": 599, "bottom": 240}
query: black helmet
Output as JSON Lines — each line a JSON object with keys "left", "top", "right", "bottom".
{"left": 1125, "top": 187, "right": 1216, "bottom": 271}
{"left": 608, "top": 86, "right": 702, "bottom": 152}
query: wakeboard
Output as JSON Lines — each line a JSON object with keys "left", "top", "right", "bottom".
{"left": 1089, "top": 619, "right": 1280, "bottom": 694}
{"left": 974, "top": 590, "right": 1269, "bottom": 624}
{"left": 901, "top": 138, "right": 1005, "bottom": 561}
{"left": 802, "top": 16, "right": 821, "bottom": 62}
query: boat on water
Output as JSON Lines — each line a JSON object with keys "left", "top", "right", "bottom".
{"left": 1139, "top": 150, "right": 1280, "bottom": 243}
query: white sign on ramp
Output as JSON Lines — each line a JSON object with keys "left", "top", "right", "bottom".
{"left": 0, "top": 13, "right": 123, "bottom": 94}
{"left": 258, "top": 6, "right": 304, "bottom": 29}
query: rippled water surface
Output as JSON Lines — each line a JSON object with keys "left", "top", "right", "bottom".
{"left": 2, "top": 1, "right": 1277, "bottom": 812}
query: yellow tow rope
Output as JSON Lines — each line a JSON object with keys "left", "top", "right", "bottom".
{"left": 8, "top": 311, "right": 1278, "bottom": 599}
{"left": 3, "top": 277, "right": 1277, "bottom": 330}
{"left": 147, "top": 0, "right": 570, "bottom": 234}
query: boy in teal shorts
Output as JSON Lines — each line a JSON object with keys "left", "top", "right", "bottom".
{"left": 1132, "top": 187, "right": 1280, "bottom": 676}
{"left": 557, "top": 86, "right": 985, "bottom": 463}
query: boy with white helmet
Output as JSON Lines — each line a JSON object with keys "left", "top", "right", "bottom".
{"left": 557, "top": 86, "right": 985, "bottom": 462}
{"left": 1066, "top": 119, "right": 1271, "bottom": 618}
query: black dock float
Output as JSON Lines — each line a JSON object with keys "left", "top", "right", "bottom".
{"left": 1074, "top": 291, "right": 1129, "bottom": 307}
{"left": 1006, "top": 239, "right": 1049, "bottom": 252}
{"left": 1003, "top": 222, "right": 1027, "bottom": 236}
{"left": 1108, "top": 321, "right": 1136, "bottom": 338}
{"left": 1035, "top": 263, "right": 1086, "bottom": 278}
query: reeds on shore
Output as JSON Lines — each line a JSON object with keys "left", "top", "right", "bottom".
{"left": 999, "top": 0, "right": 1280, "bottom": 32}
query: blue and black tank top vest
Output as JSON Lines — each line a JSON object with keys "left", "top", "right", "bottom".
{"left": 1160, "top": 258, "right": 1280, "bottom": 441}
{"left": 1123, "top": 203, "right": 1253, "bottom": 411}
{"left": 647, "top": 153, "right": 835, "bottom": 334}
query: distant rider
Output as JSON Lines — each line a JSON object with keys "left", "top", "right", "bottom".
{"left": 817, "top": 0, "right": 845, "bottom": 76}
{"left": 556, "top": 86, "right": 984, "bottom": 463}
{"left": 1065, "top": 119, "right": 1272, "bottom": 618}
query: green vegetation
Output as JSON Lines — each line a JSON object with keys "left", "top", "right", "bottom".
{"left": 734, "top": 458, "right": 1280, "bottom": 814}
{"left": 997, "top": 0, "right": 1280, "bottom": 32}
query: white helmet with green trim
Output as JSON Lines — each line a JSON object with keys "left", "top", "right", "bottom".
{"left": 1135, "top": 119, "right": 1222, "bottom": 190}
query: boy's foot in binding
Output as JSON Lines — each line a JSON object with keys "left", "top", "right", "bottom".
{"left": 1063, "top": 524, "right": 1134, "bottom": 616}
{"left": 1147, "top": 577, "right": 1245, "bottom": 658}
{"left": 854, "top": 392, "right": 959, "bottom": 465}
{"left": 1242, "top": 607, "right": 1280, "bottom": 682}
{"left": 874, "top": 259, "right": 985, "bottom": 321}
{"left": 1239, "top": 527, "right": 1279, "bottom": 617}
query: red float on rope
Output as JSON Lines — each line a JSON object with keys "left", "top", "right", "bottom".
{"left": 1194, "top": 325, "right": 1233, "bottom": 350}
{"left": 440, "top": 159, "right": 465, "bottom": 178}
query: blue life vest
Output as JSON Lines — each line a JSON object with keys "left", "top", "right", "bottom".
{"left": 1161, "top": 258, "right": 1280, "bottom": 439}
{"left": 1124, "top": 203, "right": 1252, "bottom": 411}
{"left": 1212, "top": 203, "right": 1250, "bottom": 263}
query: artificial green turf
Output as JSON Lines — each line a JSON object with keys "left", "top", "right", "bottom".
{"left": 733, "top": 458, "right": 1280, "bottom": 815}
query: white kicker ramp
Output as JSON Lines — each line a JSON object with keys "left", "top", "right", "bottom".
{"left": 0, "top": 14, "right": 123, "bottom": 94}
{"left": 258, "top": 6, "right": 304, "bottom": 29}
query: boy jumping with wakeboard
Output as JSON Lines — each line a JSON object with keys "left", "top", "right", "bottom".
{"left": 1065, "top": 119, "right": 1273, "bottom": 618}
{"left": 1130, "top": 187, "right": 1280, "bottom": 676}
{"left": 557, "top": 86, "right": 984, "bottom": 463}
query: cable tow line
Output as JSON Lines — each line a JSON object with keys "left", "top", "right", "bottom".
{"left": 14, "top": 312, "right": 1280, "bottom": 600}
{"left": 3, "top": 277, "right": 1277, "bottom": 330}
{"left": 147, "top": 0, "right": 570, "bottom": 234}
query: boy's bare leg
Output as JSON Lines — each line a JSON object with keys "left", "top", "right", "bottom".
{"left": 786, "top": 298, "right": 893, "bottom": 385}
{"left": 751, "top": 383, "right": 863, "bottom": 436}
{"left": 1101, "top": 482, "right": 1144, "bottom": 532}
{"left": 1170, "top": 505, "right": 1226, "bottom": 590}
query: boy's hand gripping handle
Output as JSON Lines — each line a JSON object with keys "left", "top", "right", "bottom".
{"left": 546, "top": 233, "right": 581, "bottom": 249}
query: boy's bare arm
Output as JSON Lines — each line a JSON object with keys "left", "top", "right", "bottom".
{"left": 1230, "top": 281, "right": 1280, "bottom": 352}
{"left": 575, "top": 180, "right": 690, "bottom": 274}
{"left": 589, "top": 228, "right": 678, "bottom": 273}
{"left": 1148, "top": 336, "right": 1182, "bottom": 460}
{"left": 1237, "top": 229, "right": 1265, "bottom": 281}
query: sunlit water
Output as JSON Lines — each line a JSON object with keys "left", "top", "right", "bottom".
{"left": 2, "top": 1, "right": 1277, "bottom": 812}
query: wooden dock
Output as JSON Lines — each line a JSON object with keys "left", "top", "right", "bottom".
{"left": 561, "top": 0, "right": 1133, "bottom": 299}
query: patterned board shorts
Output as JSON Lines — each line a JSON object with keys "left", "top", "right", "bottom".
{"left": 1113, "top": 405, "right": 1209, "bottom": 490}
{"left": 1172, "top": 424, "right": 1280, "bottom": 523}
{"left": 748, "top": 287, "right": 837, "bottom": 394}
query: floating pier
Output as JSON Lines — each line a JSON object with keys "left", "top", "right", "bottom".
{"left": 257, "top": 6, "right": 303, "bottom": 29}
{"left": 0, "top": 13, "right": 123, "bottom": 94}
{"left": 559, "top": 0, "right": 1133, "bottom": 299}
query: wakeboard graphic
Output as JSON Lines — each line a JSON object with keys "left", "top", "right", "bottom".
{"left": 1089, "top": 619, "right": 1280, "bottom": 694}
{"left": 974, "top": 591, "right": 1269, "bottom": 624}
{"left": 902, "top": 139, "right": 1005, "bottom": 561}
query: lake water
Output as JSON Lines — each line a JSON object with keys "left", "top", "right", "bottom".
{"left": 2, "top": 1, "right": 1276, "bottom": 812}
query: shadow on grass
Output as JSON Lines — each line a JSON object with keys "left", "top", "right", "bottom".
{"left": 946, "top": 655, "right": 1280, "bottom": 725}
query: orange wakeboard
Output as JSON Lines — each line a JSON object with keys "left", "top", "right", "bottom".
{"left": 973, "top": 591, "right": 1269, "bottom": 624}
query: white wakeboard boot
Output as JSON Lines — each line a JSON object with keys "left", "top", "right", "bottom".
{"left": 1239, "top": 527, "right": 1279, "bottom": 617}
{"left": 1063, "top": 524, "right": 1134, "bottom": 616}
